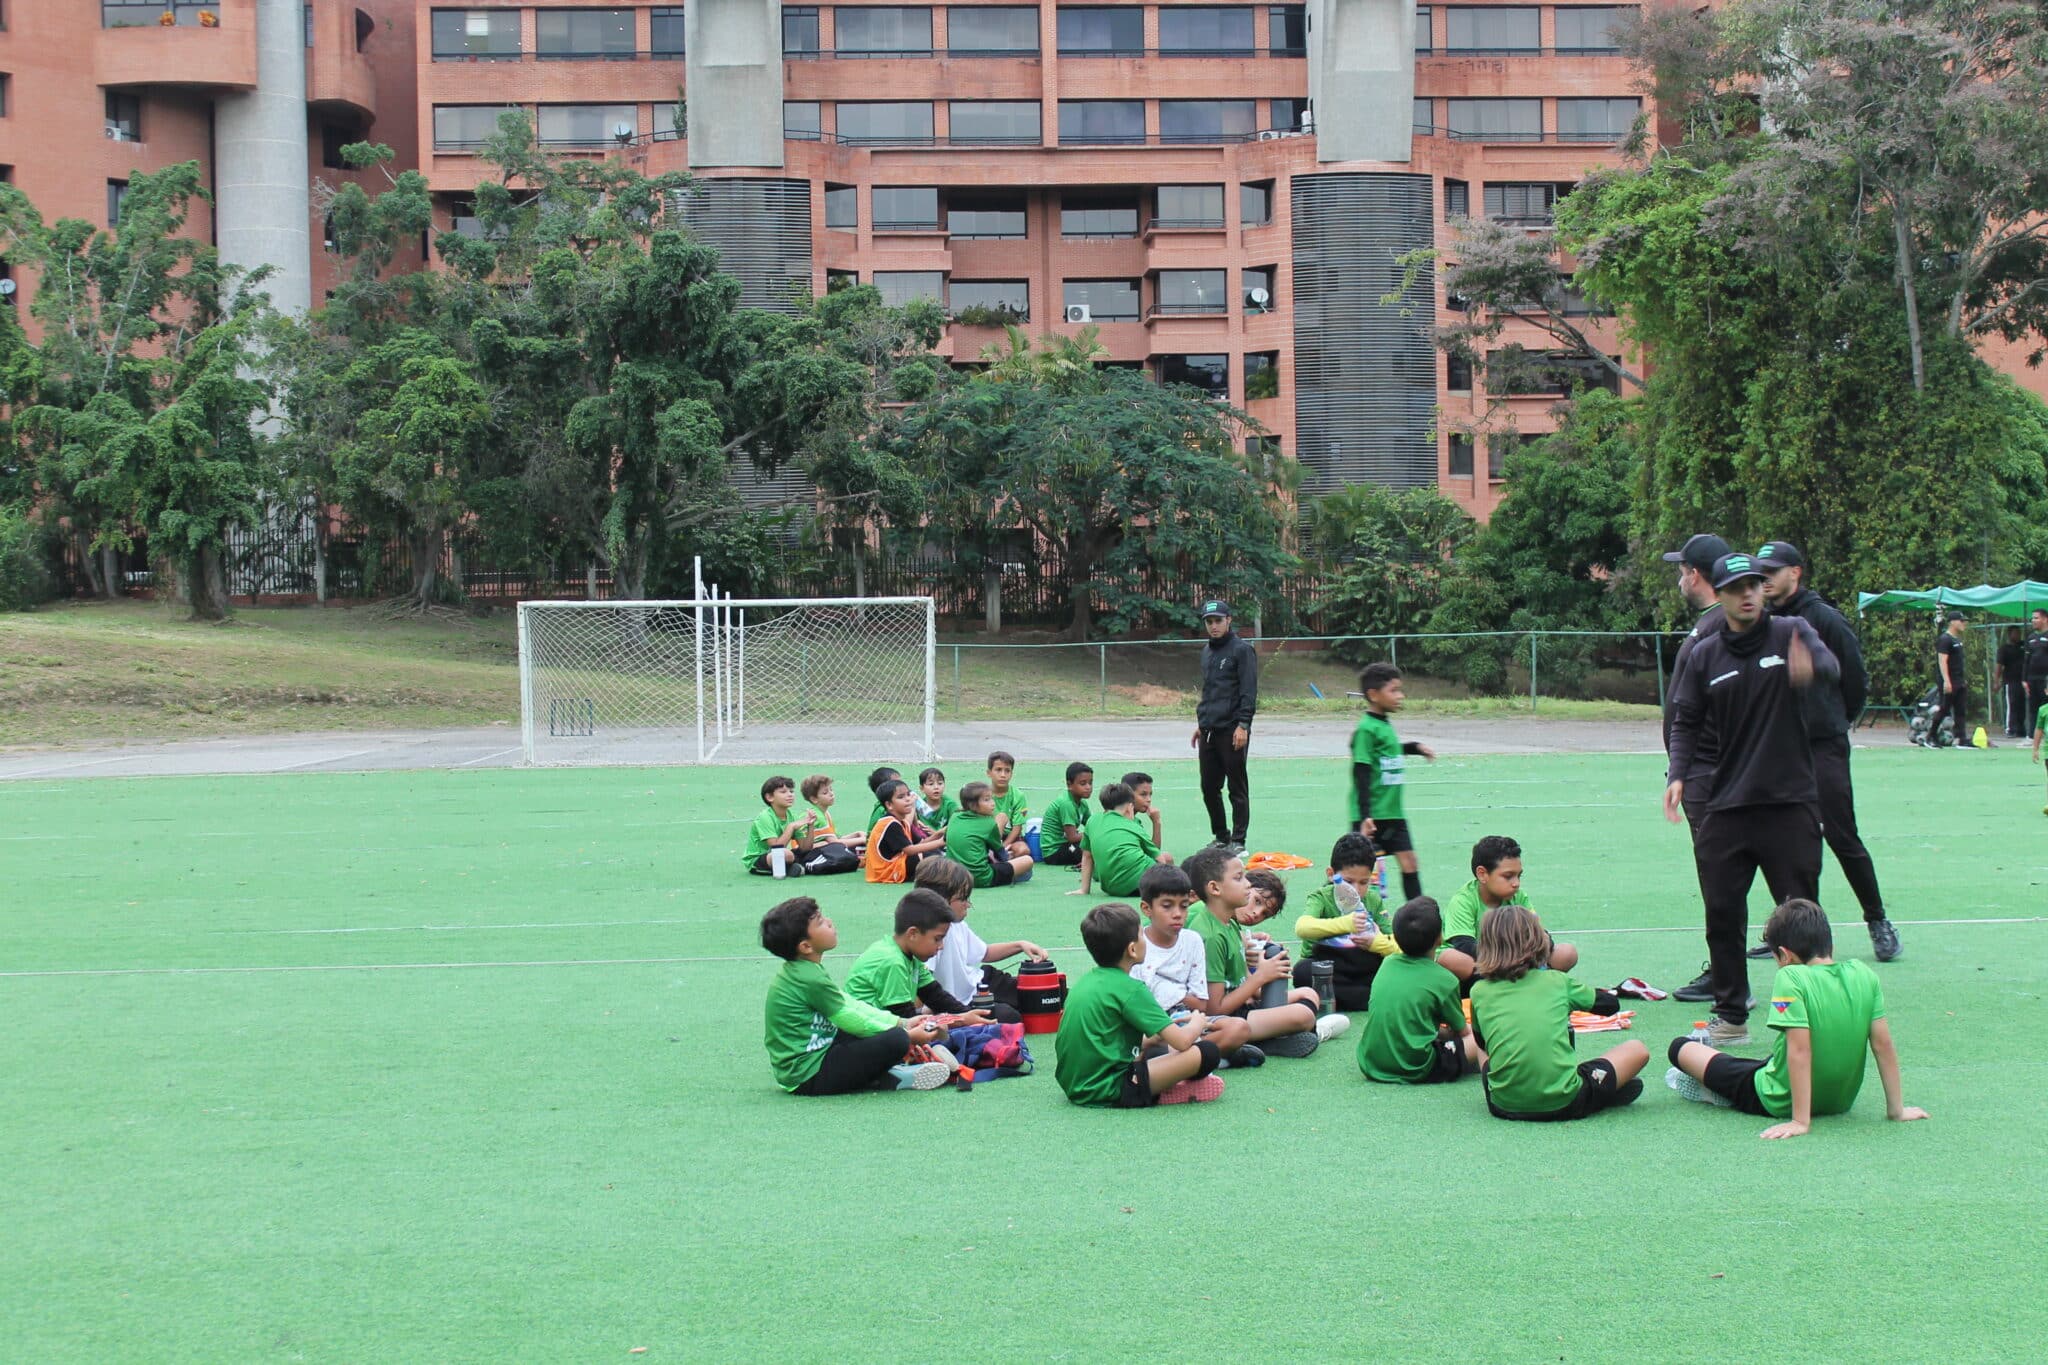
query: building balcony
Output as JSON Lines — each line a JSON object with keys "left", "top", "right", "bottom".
{"left": 96, "top": 0, "right": 257, "bottom": 92}
{"left": 306, "top": 2, "right": 377, "bottom": 121}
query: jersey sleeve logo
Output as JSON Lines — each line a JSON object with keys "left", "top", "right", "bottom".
{"left": 1771, "top": 996, "right": 1795, "bottom": 1014}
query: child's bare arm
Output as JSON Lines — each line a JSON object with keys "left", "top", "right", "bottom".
{"left": 1068, "top": 850, "right": 1094, "bottom": 896}
{"left": 1761, "top": 1030, "right": 1814, "bottom": 1139}
{"left": 1868, "top": 1018, "right": 1930, "bottom": 1123}
{"left": 1150, "top": 1012, "right": 1208, "bottom": 1051}
{"left": 981, "top": 939, "right": 1045, "bottom": 963}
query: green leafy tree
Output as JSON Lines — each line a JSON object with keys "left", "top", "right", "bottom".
{"left": 1311, "top": 484, "right": 1475, "bottom": 656}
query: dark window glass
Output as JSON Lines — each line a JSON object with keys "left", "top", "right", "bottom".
{"left": 1446, "top": 98, "right": 1541, "bottom": 141}
{"left": 1414, "top": 97, "right": 1433, "bottom": 131}
{"left": 1156, "top": 184, "right": 1225, "bottom": 226}
{"left": 1244, "top": 350, "right": 1279, "bottom": 398}
{"left": 784, "top": 6, "right": 820, "bottom": 53}
{"left": 874, "top": 270, "right": 945, "bottom": 306}
{"left": 107, "top": 179, "right": 128, "bottom": 227}
{"left": 1160, "top": 100, "right": 1257, "bottom": 143}
{"left": 784, "top": 101, "right": 821, "bottom": 139}
{"left": 1556, "top": 5, "right": 1629, "bottom": 52}
{"left": 948, "top": 280, "right": 1029, "bottom": 321}
{"left": 321, "top": 122, "right": 353, "bottom": 168}
{"left": 1444, "top": 178, "right": 1469, "bottom": 217}
{"left": 1063, "top": 279, "right": 1140, "bottom": 322}
{"left": 1156, "top": 270, "right": 1229, "bottom": 313}
{"left": 949, "top": 101, "right": 1040, "bottom": 145}
{"left": 1062, "top": 200, "right": 1139, "bottom": 237}
{"left": 1483, "top": 182, "right": 1557, "bottom": 222}
{"left": 106, "top": 92, "right": 142, "bottom": 143}
{"left": 1445, "top": 6, "right": 1538, "bottom": 52}
{"left": 1447, "top": 353, "right": 1473, "bottom": 390}
{"left": 537, "top": 104, "right": 638, "bottom": 145}
{"left": 429, "top": 8, "right": 521, "bottom": 59}
{"left": 1057, "top": 7, "right": 1144, "bottom": 55}
{"left": 837, "top": 101, "right": 935, "bottom": 144}
{"left": 1268, "top": 4, "right": 1306, "bottom": 53}
{"left": 655, "top": 101, "right": 686, "bottom": 140}
{"left": 536, "top": 9, "right": 636, "bottom": 59}
{"left": 825, "top": 184, "right": 857, "bottom": 229}
{"left": 1243, "top": 266, "right": 1276, "bottom": 310}
{"left": 873, "top": 186, "right": 941, "bottom": 229}
{"left": 650, "top": 6, "right": 685, "bottom": 56}
{"left": 1558, "top": 97, "right": 1639, "bottom": 142}
{"left": 835, "top": 7, "right": 933, "bottom": 56}
{"left": 948, "top": 197, "right": 1027, "bottom": 238}
{"left": 1486, "top": 433, "right": 1538, "bottom": 478}
{"left": 1449, "top": 435, "right": 1474, "bottom": 477}
{"left": 1058, "top": 100, "right": 1145, "bottom": 144}
{"left": 1241, "top": 181, "right": 1273, "bottom": 225}
{"left": 1270, "top": 98, "right": 1307, "bottom": 132}
{"left": 1158, "top": 354, "right": 1229, "bottom": 396}
{"left": 434, "top": 105, "right": 524, "bottom": 149}
{"left": 1159, "top": 7, "right": 1254, "bottom": 55}
{"left": 1415, "top": 4, "right": 1431, "bottom": 52}
{"left": 826, "top": 268, "right": 860, "bottom": 293}
{"left": 947, "top": 6, "right": 1039, "bottom": 53}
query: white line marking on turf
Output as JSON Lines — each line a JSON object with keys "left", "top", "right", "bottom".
{"left": 456, "top": 747, "right": 524, "bottom": 768}
{"left": 236, "top": 918, "right": 699, "bottom": 935}
{"left": 278, "top": 747, "right": 381, "bottom": 772}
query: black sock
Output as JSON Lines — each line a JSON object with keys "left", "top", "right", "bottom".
{"left": 1402, "top": 870, "right": 1423, "bottom": 901}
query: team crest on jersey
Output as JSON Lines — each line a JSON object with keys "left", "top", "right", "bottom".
{"left": 1760, "top": 655, "right": 1785, "bottom": 669}
{"left": 1771, "top": 996, "right": 1794, "bottom": 1014}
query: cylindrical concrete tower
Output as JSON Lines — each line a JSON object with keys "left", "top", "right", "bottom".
{"left": 214, "top": 0, "right": 311, "bottom": 315}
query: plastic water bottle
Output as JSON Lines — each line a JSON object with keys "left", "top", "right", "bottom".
{"left": 1331, "top": 876, "right": 1377, "bottom": 937}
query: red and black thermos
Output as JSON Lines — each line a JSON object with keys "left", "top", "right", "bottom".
{"left": 1016, "top": 959, "right": 1067, "bottom": 1034}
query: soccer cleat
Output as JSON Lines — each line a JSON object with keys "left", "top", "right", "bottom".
{"left": 1260, "top": 1029, "right": 1321, "bottom": 1059}
{"left": 1868, "top": 918, "right": 1903, "bottom": 962}
{"left": 890, "top": 1061, "right": 953, "bottom": 1091}
{"left": 1315, "top": 1012, "right": 1352, "bottom": 1042}
{"left": 1666, "top": 1065, "right": 1734, "bottom": 1108}
{"left": 1746, "top": 942, "right": 1773, "bottom": 959}
{"left": 1159, "top": 1074, "right": 1226, "bottom": 1105}
{"left": 1672, "top": 967, "right": 1716, "bottom": 1003}
{"left": 1219, "top": 1044, "right": 1266, "bottom": 1070}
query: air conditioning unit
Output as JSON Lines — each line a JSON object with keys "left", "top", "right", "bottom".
{"left": 1064, "top": 304, "right": 1091, "bottom": 324}
{"left": 105, "top": 124, "right": 134, "bottom": 142}
{"left": 1257, "top": 129, "right": 1285, "bottom": 141}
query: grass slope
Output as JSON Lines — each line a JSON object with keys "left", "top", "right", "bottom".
{"left": 2, "top": 747, "right": 2042, "bottom": 1360}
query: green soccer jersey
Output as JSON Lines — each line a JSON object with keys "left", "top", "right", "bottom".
{"left": 1186, "top": 903, "right": 1248, "bottom": 992}
{"left": 1441, "top": 879, "right": 1530, "bottom": 947}
{"left": 843, "top": 937, "right": 935, "bottom": 1011}
{"left": 742, "top": 806, "right": 787, "bottom": 869}
{"left": 1358, "top": 953, "right": 1468, "bottom": 1083}
{"left": 1085, "top": 811, "right": 1160, "bottom": 897}
{"left": 1299, "top": 879, "right": 1388, "bottom": 938}
{"left": 993, "top": 788, "right": 1029, "bottom": 831}
{"left": 1469, "top": 969, "right": 1599, "bottom": 1115}
{"left": 762, "top": 958, "right": 899, "bottom": 1092}
{"left": 945, "top": 812, "right": 1005, "bottom": 887}
{"left": 1040, "top": 792, "right": 1091, "bottom": 848}
{"left": 866, "top": 799, "right": 890, "bottom": 834}
{"left": 1349, "top": 711, "right": 1409, "bottom": 823}
{"left": 918, "top": 794, "right": 960, "bottom": 831}
{"left": 1054, "top": 965, "right": 1174, "bottom": 1106}
{"left": 1753, "top": 960, "right": 1886, "bottom": 1119}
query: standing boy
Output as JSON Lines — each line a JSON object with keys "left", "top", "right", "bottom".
{"left": 1075, "top": 781, "right": 1170, "bottom": 898}
{"left": 2033, "top": 696, "right": 2048, "bottom": 814}
{"left": 1054, "top": 903, "right": 1227, "bottom": 1107}
{"left": 1357, "top": 897, "right": 1483, "bottom": 1084}
{"left": 1191, "top": 599, "right": 1259, "bottom": 848}
{"left": 1438, "top": 835, "right": 1576, "bottom": 984}
{"left": 758, "top": 897, "right": 952, "bottom": 1094}
{"left": 743, "top": 775, "right": 819, "bottom": 877}
{"left": 1182, "top": 844, "right": 1344, "bottom": 1058}
{"left": 1039, "top": 762, "right": 1096, "bottom": 866}
{"left": 1349, "top": 662, "right": 1437, "bottom": 902}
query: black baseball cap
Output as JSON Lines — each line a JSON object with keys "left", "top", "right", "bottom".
{"left": 1755, "top": 540, "right": 1806, "bottom": 570}
{"left": 1662, "top": 534, "right": 1730, "bottom": 574}
{"left": 1710, "top": 552, "right": 1767, "bottom": 590}
{"left": 1200, "top": 598, "right": 1231, "bottom": 620}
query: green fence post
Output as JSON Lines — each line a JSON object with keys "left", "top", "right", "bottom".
{"left": 1529, "top": 633, "right": 1539, "bottom": 712}
{"left": 952, "top": 645, "right": 961, "bottom": 714}
{"left": 1099, "top": 643, "right": 1108, "bottom": 714}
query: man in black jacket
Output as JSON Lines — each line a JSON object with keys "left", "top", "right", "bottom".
{"left": 2023, "top": 608, "right": 2048, "bottom": 740}
{"left": 1665, "top": 553, "right": 1838, "bottom": 1046}
{"left": 1757, "top": 541, "right": 1901, "bottom": 962}
{"left": 1191, "top": 598, "right": 1258, "bottom": 847}
{"left": 1660, "top": 533, "right": 1728, "bottom": 1006}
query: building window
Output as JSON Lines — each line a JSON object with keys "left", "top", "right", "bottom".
{"left": 873, "top": 186, "right": 941, "bottom": 230}
{"left": 0, "top": 73, "right": 10, "bottom": 119}
{"left": 826, "top": 268, "right": 859, "bottom": 293}
{"left": 948, "top": 196, "right": 1028, "bottom": 239}
{"left": 1155, "top": 270, "right": 1230, "bottom": 315}
{"left": 1063, "top": 279, "right": 1140, "bottom": 322}
{"left": 1270, "top": 99, "right": 1307, "bottom": 132}
{"left": 1158, "top": 354, "right": 1229, "bottom": 396}
{"left": 1245, "top": 351, "right": 1279, "bottom": 399}
{"left": 106, "top": 92, "right": 143, "bottom": 143}
{"left": 836, "top": 7, "right": 932, "bottom": 56}
{"left": 1556, "top": 5, "right": 1630, "bottom": 53}
{"left": 536, "top": 9, "right": 636, "bottom": 60}
{"left": 650, "top": 6, "right": 685, "bottom": 57}
{"left": 433, "top": 105, "right": 523, "bottom": 149}
{"left": 1446, "top": 98, "right": 1542, "bottom": 141}
{"left": 784, "top": 101, "right": 821, "bottom": 140}
{"left": 1447, "top": 353, "right": 1473, "bottom": 391}
{"left": 1160, "top": 100, "right": 1257, "bottom": 144}
{"left": 784, "top": 6, "right": 820, "bottom": 54}
{"left": 1156, "top": 184, "right": 1225, "bottom": 227}
{"left": 654, "top": 101, "right": 685, "bottom": 140}
{"left": 1057, "top": 7, "right": 1144, "bottom": 56}
{"left": 1268, "top": 4, "right": 1306, "bottom": 54}
{"left": 824, "top": 184, "right": 857, "bottom": 229}
{"left": 1558, "top": 97, "right": 1640, "bottom": 142}
{"left": 1445, "top": 6, "right": 1539, "bottom": 53}
{"left": 1243, "top": 266, "right": 1276, "bottom": 310}
{"left": 320, "top": 122, "right": 354, "bottom": 169}
{"left": 949, "top": 101, "right": 1041, "bottom": 146}
{"left": 430, "top": 9, "right": 521, "bottom": 60}
{"left": 1444, "top": 178, "right": 1469, "bottom": 217}
{"left": 874, "top": 270, "right": 945, "bottom": 307}
{"left": 947, "top": 6, "right": 1039, "bottom": 54}
{"left": 1484, "top": 182, "right": 1561, "bottom": 223}
{"left": 1415, "top": 4, "right": 1432, "bottom": 53}
{"left": 948, "top": 280, "right": 1029, "bottom": 323}
{"left": 104, "top": 3, "right": 215, "bottom": 26}
{"left": 1247, "top": 434, "right": 1281, "bottom": 465}
{"left": 1486, "top": 433, "right": 1537, "bottom": 479}
{"left": 537, "top": 104, "right": 638, "bottom": 146}
{"left": 1062, "top": 199, "right": 1139, "bottom": 238}
{"left": 1241, "top": 181, "right": 1273, "bottom": 226}
{"left": 1159, "top": 7, "right": 1255, "bottom": 56}
{"left": 1058, "top": 100, "right": 1145, "bottom": 145}
{"left": 1414, "top": 97, "right": 1434, "bottom": 132}
{"left": 107, "top": 179, "right": 128, "bottom": 227}
{"left": 837, "top": 102, "right": 935, "bottom": 145}
{"left": 1448, "top": 434, "right": 1474, "bottom": 477}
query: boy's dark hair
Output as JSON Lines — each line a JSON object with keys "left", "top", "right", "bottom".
{"left": 1474, "top": 903, "right": 1550, "bottom": 982}
{"left": 1244, "top": 869, "right": 1286, "bottom": 913}
{"left": 986, "top": 750, "right": 1016, "bottom": 769}
{"left": 759, "top": 896, "right": 821, "bottom": 960}
{"left": 1065, "top": 761, "right": 1094, "bottom": 783}
{"left": 912, "top": 856, "right": 974, "bottom": 906}
{"left": 1097, "top": 781, "right": 1135, "bottom": 812}
{"left": 917, "top": 767, "right": 945, "bottom": 785}
{"left": 1763, "top": 897, "right": 1832, "bottom": 961}
{"left": 894, "top": 888, "right": 956, "bottom": 935}
{"left": 958, "top": 779, "right": 993, "bottom": 810}
{"left": 760, "top": 775, "right": 795, "bottom": 803}
{"left": 1080, "top": 902, "right": 1143, "bottom": 967}
{"left": 866, "top": 766, "right": 901, "bottom": 793}
{"left": 1329, "top": 831, "right": 1378, "bottom": 872}
{"left": 799, "top": 774, "right": 832, "bottom": 802}
{"left": 874, "top": 778, "right": 910, "bottom": 807}
{"left": 1137, "top": 862, "right": 1193, "bottom": 904}
{"left": 1358, "top": 661, "right": 1403, "bottom": 696}
{"left": 1391, "top": 896, "right": 1443, "bottom": 957}
{"left": 1121, "top": 771, "right": 1153, "bottom": 789}
{"left": 1181, "top": 843, "right": 1235, "bottom": 903}
{"left": 1471, "top": 834, "right": 1521, "bottom": 875}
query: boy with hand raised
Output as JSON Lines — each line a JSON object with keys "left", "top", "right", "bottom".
{"left": 759, "top": 897, "right": 953, "bottom": 1094}
{"left": 1182, "top": 843, "right": 1345, "bottom": 1058}
{"left": 1054, "top": 902, "right": 1228, "bottom": 1107}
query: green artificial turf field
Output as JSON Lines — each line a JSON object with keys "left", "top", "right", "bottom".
{"left": 4, "top": 747, "right": 2044, "bottom": 1361}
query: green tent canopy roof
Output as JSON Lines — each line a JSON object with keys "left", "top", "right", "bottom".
{"left": 1857, "top": 582, "right": 2048, "bottom": 619}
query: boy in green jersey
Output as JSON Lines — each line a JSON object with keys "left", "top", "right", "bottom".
{"left": 1038, "top": 762, "right": 1095, "bottom": 866}
{"left": 1349, "top": 662, "right": 1436, "bottom": 903}
{"left": 1666, "top": 898, "right": 1929, "bottom": 1139}
{"left": 1358, "top": 897, "right": 1483, "bottom": 1084}
{"left": 1054, "top": 902, "right": 1226, "bottom": 1107}
{"left": 758, "top": 896, "right": 951, "bottom": 1094}
{"left": 743, "top": 775, "right": 819, "bottom": 877}
{"left": 1181, "top": 844, "right": 1342, "bottom": 1058}
{"left": 1120, "top": 770, "right": 1167, "bottom": 848}
{"left": 1293, "top": 832, "right": 1397, "bottom": 1012}
{"left": 945, "top": 781, "right": 1036, "bottom": 888}
{"left": 845, "top": 889, "right": 996, "bottom": 1024}
{"left": 986, "top": 751, "right": 1032, "bottom": 858}
{"left": 1438, "top": 835, "right": 1576, "bottom": 983}
{"left": 915, "top": 767, "right": 959, "bottom": 832}
{"left": 865, "top": 766, "right": 904, "bottom": 834}
{"left": 1471, "top": 904, "right": 1645, "bottom": 1121}
{"left": 2035, "top": 704, "right": 2048, "bottom": 813}
{"left": 1074, "top": 782, "right": 1171, "bottom": 898}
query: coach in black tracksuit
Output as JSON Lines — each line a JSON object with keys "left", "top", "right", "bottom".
{"left": 1756, "top": 541, "right": 1901, "bottom": 962}
{"left": 1660, "top": 534, "right": 1728, "bottom": 1005}
{"left": 1193, "top": 597, "right": 1258, "bottom": 846}
{"left": 1665, "top": 553, "right": 1838, "bottom": 1038}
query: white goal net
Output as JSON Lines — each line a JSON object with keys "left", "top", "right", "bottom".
{"left": 518, "top": 597, "right": 936, "bottom": 766}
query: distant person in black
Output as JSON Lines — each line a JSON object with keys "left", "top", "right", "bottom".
{"left": 1658, "top": 532, "right": 1729, "bottom": 1006}
{"left": 2000, "top": 626, "right": 2028, "bottom": 738}
{"left": 2026, "top": 608, "right": 2048, "bottom": 740}
{"left": 1922, "top": 612, "right": 1968, "bottom": 748}
{"left": 1664, "top": 552, "right": 1838, "bottom": 1045}
{"left": 1191, "top": 597, "right": 1258, "bottom": 847}
{"left": 1756, "top": 540, "right": 1900, "bottom": 962}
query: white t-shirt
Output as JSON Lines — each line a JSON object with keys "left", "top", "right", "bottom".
{"left": 930, "top": 918, "right": 989, "bottom": 1005}
{"left": 1135, "top": 929, "right": 1207, "bottom": 1012}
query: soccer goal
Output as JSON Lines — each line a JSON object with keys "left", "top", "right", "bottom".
{"left": 517, "top": 596, "right": 937, "bottom": 766}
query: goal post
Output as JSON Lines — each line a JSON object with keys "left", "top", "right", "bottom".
{"left": 517, "top": 597, "right": 937, "bottom": 766}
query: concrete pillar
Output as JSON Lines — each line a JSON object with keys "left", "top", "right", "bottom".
{"left": 215, "top": 0, "right": 312, "bottom": 315}
{"left": 1309, "top": 0, "right": 1417, "bottom": 164}
{"left": 686, "top": 0, "right": 785, "bottom": 169}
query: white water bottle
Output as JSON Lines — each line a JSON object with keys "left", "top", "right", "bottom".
{"left": 1332, "top": 876, "right": 1375, "bottom": 936}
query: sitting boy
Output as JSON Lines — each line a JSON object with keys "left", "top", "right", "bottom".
{"left": 915, "top": 767, "right": 958, "bottom": 832}
{"left": 1075, "top": 781, "right": 1171, "bottom": 898}
{"left": 944, "top": 781, "right": 1036, "bottom": 888}
{"left": 1667, "top": 898, "right": 1929, "bottom": 1139}
{"left": 865, "top": 767, "right": 904, "bottom": 834}
{"left": 794, "top": 774, "right": 862, "bottom": 874}
{"left": 1121, "top": 771, "right": 1166, "bottom": 848}
{"left": 1439, "top": 835, "right": 1576, "bottom": 983}
{"left": 743, "top": 775, "right": 818, "bottom": 878}
{"left": 915, "top": 856, "right": 1045, "bottom": 1023}
{"left": 1133, "top": 864, "right": 1258, "bottom": 1065}
{"left": 863, "top": 778, "right": 946, "bottom": 884}
{"left": 1292, "top": 833, "right": 1397, "bottom": 1012}
{"left": 1357, "top": 896, "right": 1484, "bottom": 1084}
{"left": 1054, "top": 902, "right": 1227, "bottom": 1107}
{"left": 1244, "top": 869, "right": 1287, "bottom": 925}
{"left": 845, "top": 888, "right": 997, "bottom": 1027}
{"left": 1038, "top": 762, "right": 1095, "bottom": 866}
{"left": 758, "top": 896, "right": 952, "bottom": 1094}
{"left": 1182, "top": 843, "right": 1346, "bottom": 1058}
{"left": 987, "top": 750, "right": 1032, "bottom": 858}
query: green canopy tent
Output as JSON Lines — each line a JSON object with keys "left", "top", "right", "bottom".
{"left": 1857, "top": 581, "right": 2048, "bottom": 736}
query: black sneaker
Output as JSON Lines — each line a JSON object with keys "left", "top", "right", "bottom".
{"left": 1869, "top": 918, "right": 1903, "bottom": 962}
{"left": 1219, "top": 1043, "right": 1266, "bottom": 1070}
{"left": 1745, "top": 941, "right": 1773, "bottom": 959}
{"left": 1672, "top": 967, "right": 1715, "bottom": 1003}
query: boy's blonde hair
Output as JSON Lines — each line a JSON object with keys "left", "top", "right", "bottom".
{"left": 799, "top": 774, "right": 833, "bottom": 801}
{"left": 1474, "top": 903, "right": 1551, "bottom": 982}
